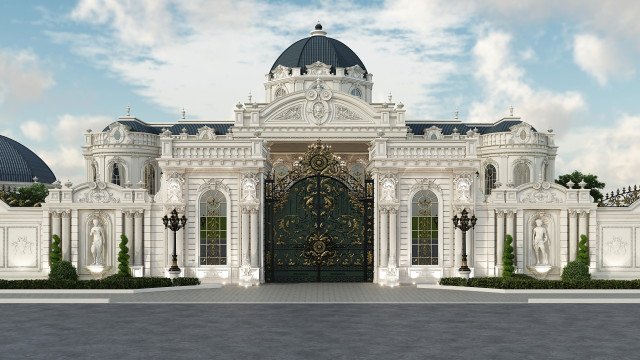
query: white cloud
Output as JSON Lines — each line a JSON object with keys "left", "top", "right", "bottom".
{"left": 54, "top": 114, "right": 111, "bottom": 143}
{"left": 37, "top": 145, "right": 85, "bottom": 185}
{"left": 20, "top": 121, "right": 47, "bottom": 142}
{"left": 56, "top": 0, "right": 473, "bottom": 120}
{"left": 556, "top": 114, "right": 640, "bottom": 190}
{"left": 0, "top": 49, "right": 55, "bottom": 107}
{"left": 573, "top": 33, "right": 634, "bottom": 85}
{"left": 468, "top": 31, "right": 585, "bottom": 133}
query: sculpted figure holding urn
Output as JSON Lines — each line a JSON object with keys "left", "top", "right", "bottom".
{"left": 90, "top": 219, "right": 105, "bottom": 266}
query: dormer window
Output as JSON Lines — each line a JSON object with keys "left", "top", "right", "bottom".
{"left": 350, "top": 88, "right": 362, "bottom": 98}
{"left": 275, "top": 87, "right": 287, "bottom": 99}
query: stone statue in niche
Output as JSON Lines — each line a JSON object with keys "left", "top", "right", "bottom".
{"left": 532, "top": 219, "right": 549, "bottom": 265}
{"left": 90, "top": 219, "right": 105, "bottom": 266}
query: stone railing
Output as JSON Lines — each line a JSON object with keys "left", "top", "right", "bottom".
{"left": 479, "top": 132, "right": 549, "bottom": 146}
{"left": 172, "top": 144, "right": 253, "bottom": 159}
{"left": 90, "top": 132, "right": 159, "bottom": 147}
{"left": 385, "top": 144, "right": 467, "bottom": 159}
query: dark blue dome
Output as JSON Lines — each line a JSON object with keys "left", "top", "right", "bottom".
{"left": 270, "top": 31, "right": 367, "bottom": 75}
{"left": 0, "top": 135, "right": 56, "bottom": 184}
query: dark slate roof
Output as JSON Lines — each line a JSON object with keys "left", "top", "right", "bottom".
{"left": 103, "top": 119, "right": 232, "bottom": 136}
{"left": 407, "top": 119, "right": 530, "bottom": 135}
{"left": 0, "top": 135, "right": 56, "bottom": 184}
{"left": 271, "top": 35, "right": 367, "bottom": 74}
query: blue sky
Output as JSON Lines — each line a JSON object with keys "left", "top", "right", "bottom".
{"left": 1, "top": 0, "right": 639, "bottom": 190}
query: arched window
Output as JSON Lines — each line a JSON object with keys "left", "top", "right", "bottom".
{"left": 275, "top": 87, "right": 287, "bottom": 99}
{"left": 350, "top": 88, "right": 362, "bottom": 98}
{"left": 485, "top": 164, "right": 497, "bottom": 195}
{"left": 144, "top": 164, "right": 156, "bottom": 195}
{"left": 111, "top": 163, "right": 122, "bottom": 186}
{"left": 199, "top": 190, "right": 227, "bottom": 266}
{"left": 91, "top": 163, "right": 98, "bottom": 182}
{"left": 411, "top": 190, "right": 439, "bottom": 265}
{"left": 542, "top": 163, "right": 548, "bottom": 181}
{"left": 513, "top": 163, "right": 530, "bottom": 187}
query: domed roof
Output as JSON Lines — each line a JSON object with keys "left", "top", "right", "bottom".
{"left": 0, "top": 135, "right": 56, "bottom": 184}
{"left": 270, "top": 24, "right": 367, "bottom": 75}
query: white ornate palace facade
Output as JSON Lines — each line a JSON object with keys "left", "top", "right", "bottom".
{"left": 1, "top": 25, "right": 639, "bottom": 284}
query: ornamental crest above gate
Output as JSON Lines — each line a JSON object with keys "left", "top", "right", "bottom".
{"left": 304, "top": 79, "right": 333, "bottom": 125}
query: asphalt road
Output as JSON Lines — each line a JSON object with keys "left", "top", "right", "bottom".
{"left": 1, "top": 303, "right": 638, "bottom": 360}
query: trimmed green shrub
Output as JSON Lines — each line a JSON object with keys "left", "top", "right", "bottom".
{"left": 578, "top": 234, "right": 589, "bottom": 266}
{"left": 50, "top": 234, "right": 62, "bottom": 268}
{"left": 440, "top": 277, "right": 640, "bottom": 289}
{"left": 502, "top": 234, "right": 515, "bottom": 278}
{"left": 117, "top": 234, "right": 131, "bottom": 277}
{"left": 562, "top": 260, "right": 591, "bottom": 282}
{"left": 172, "top": 277, "right": 201, "bottom": 286}
{"left": 49, "top": 260, "right": 78, "bottom": 281}
{"left": 439, "top": 277, "right": 468, "bottom": 286}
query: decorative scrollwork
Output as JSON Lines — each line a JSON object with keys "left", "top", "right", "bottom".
{"left": 598, "top": 185, "right": 640, "bottom": 207}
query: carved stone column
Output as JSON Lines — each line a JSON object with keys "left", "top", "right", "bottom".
{"left": 61, "top": 210, "right": 71, "bottom": 261}
{"left": 569, "top": 210, "right": 578, "bottom": 261}
{"left": 454, "top": 227, "right": 462, "bottom": 270}
{"left": 123, "top": 210, "right": 134, "bottom": 253}
{"left": 250, "top": 207, "right": 259, "bottom": 268}
{"left": 388, "top": 207, "right": 398, "bottom": 266}
{"left": 379, "top": 209, "right": 388, "bottom": 268}
{"left": 506, "top": 210, "right": 515, "bottom": 239}
{"left": 51, "top": 211, "right": 61, "bottom": 239}
{"left": 177, "top": 226, "right": 184, "bottom": 267}
{"left": 241, "top": 208, "right": 250, "bottom": 266}
{"left": 578, "top": 210, "right": 588, "bottom": 241}
{"left": 134, "top": 210, "right": 143, "bottom": 266}
{"left": 496, "top": 210, "right": 505, "bottom": 267}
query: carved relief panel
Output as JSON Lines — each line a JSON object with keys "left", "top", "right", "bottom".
{"left": 7, "top": 227, "right": 38, "bottom": 268}
{"left": 601, "top": 227, "right": 633, "bottom": 267}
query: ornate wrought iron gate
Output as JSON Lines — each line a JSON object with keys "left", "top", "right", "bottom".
{"left": 265, "top": 142, "right": 374, "bottom": 282}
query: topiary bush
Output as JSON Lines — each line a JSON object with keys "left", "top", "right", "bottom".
{"left": 578, "top": 234, "right": 589, "bottom": 266}
{"left": 502, "top": 234, "right": 515, "bottom": 278}
{"left": 561, "top": 260, "right": 591, "bottom": 282}
{"left": 171, "top": 277, "right": 201, "bottom": 286}
{"left": 117, "top": 234, "right": 131, "bottom": 277}
{"left": 50, "top": 234, "right": 62, "bottom": 268}
{"left": 49, "top": 260, "right": 78, "bottom": 281}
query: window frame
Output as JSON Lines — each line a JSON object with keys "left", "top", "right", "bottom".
{"left": 197, "top": 189, "right": 230, "bottom": 267}
{"left": 409, "top": 189, "right": 442, "bottom": 267}
{"left": 513, "top": 162, "right": 531, "bottom": 187}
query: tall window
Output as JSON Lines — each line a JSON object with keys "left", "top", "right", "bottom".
{"left": 484, "top": 164, "right": 497, "bottom": 195}
{"left": 513, "top": 163, "right": 530, "bottom": 187}
{"left": 91, "top": 164, "right": 98, "bottom": 182}
{"left": 275, "top": 87, "right": 287, "bottom": 98}
{"left": 411, "top": 190, "right": 439, "bottom": 265}
{"left": 350, "top": 88, "right": 362, "bottom": 98}
{"left": 199, "top": 190, "right": 227, "bottom": 265}
{"left": 111, "top": 163, "right": 122, "bottom": 186}
{"left": 144, "top": 164, "right": 156, "bottom": 195}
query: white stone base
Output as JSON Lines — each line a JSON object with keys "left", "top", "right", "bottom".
{"left": 85, "top": 265, "right": 110, "bottom": 279}
{"left": 238, "top": 267, "right": 260, "bottom": 287}
{"left": 407, "top": 267, "right": 443, "bottom": 285}
{"left": 166, "top": 268, "right": 182, "bottom": 279}
{"left": 195, "top": 267, "right": 231, "bottom": 284}
{"left": 130, "top": 266, "right": 144, "bottom": 278}
{"left": 527, "top": 265, "right": 553, "bottom": 279}
{"left": 456, "top": 267, "right": 474, "bottom": 278}
{"left": 378, "top": 267, "right": 400, "bottom": 287}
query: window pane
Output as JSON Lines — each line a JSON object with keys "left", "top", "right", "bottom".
{"left": 411, "top": 190, "right": 439, "bottom": 265}
{"left": 199, "top": 190, "right": 227, "bottom": 265}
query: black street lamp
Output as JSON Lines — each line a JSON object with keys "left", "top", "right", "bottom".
{"left": 162, "top": 209, "right": 187, "bottom": 275}
{"left": 452, "top": 208, "right": 477, "bottom": 273}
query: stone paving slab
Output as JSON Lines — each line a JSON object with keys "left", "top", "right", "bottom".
{"left": 1, "top": 283, "right": 640, "bottom": 303}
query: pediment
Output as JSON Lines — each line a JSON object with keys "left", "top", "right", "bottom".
{"left": 71, "top": 181, "right": 123, "bottom": 203}
{"left": 517, "top": 181, "right": 567, "bottom": 204}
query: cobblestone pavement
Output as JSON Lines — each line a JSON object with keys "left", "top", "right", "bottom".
{"left": 2, "top": 283, "right": 640, "bottom": 303}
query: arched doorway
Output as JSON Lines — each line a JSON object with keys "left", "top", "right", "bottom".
{"left": 265, "top": 141, "right": 374, "bottom": 282}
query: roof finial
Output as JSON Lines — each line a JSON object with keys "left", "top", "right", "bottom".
{"left": 310, "top": 22, "right": 327, "bottom": 36}
{"left": 509, "top": 105, "right": 514, "bottom": 117}
{"left": 248, "top": 91, "right": 252, "bottom": 103}
{"left": 388, "top": 92, "right": 393, "bottom": 103}
{"left": 126, "top": 105, "right": 131, "bottom": 117}
{"left": 454, "top": 110, "right": 459, "bottom": 120}
{"left": 181, "top": 107, "right": 186, "bottom": 120}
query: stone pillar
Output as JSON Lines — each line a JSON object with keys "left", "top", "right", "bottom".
{"left": 250, "top": 208, "right": 259, "bottom": 268}
{"left": 496, "top": 210, "right": 505, "bottom": 267}
{"left": 61, "top": 210, "right": 71, "bottom": 261}
{"left": 177, "top": 227, "right": 184, "bottom": 267}
{"left": 578, "top": 211, "right": 588, "bottom": 241}
{"left": 124, "top": 211, "right": 134, "bottom": 253}
{"left": 569, "top": 210, "right": 578, "bottom": 261}
{"left": 241, "top": 208, "right": 250, "bottom": 265}
{"left": 134, "top": 211, "right": 143, "bottom": 266}
{"left": 388, "top": 208, "right": 397, "bottom": 266}
{"left": 506, "top": 210, "right": 515, "bottom": 240}
{"left": 379, "top": 209, "right": 388, "bottom": 268}
{"left": 454, "top": 227, "right": 462, "bottom": 270}
{"left": 51, "top": 211, "right": 61, "bottom": 238}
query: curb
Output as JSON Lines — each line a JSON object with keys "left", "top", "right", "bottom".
{"left": 418, "top": 284, "right": 640, "bottom": 294}
{"left": 0, "top": 283, "right": 222, "bottom": 295}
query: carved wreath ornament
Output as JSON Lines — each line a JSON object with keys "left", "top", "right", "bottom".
{"left": 305, "top": 79, "right": 333, "bottom": 125}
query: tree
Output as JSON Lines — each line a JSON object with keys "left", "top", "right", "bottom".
{"left": 117, "top": 234, "right": 131, "bottom": 276}
{"left": 0, "top": 182, "right": 49, "bottom": 207}
{"left": 555, "top": 171, "right": 605, "bottom": 202}
{"left": 502, "top": 234, "right": 515, "bottom": 278}
{"left": 578, "top": 234, "right": 589, "bottom": 267}
{"left": 50, "top": 234, "right": 62, "bottom": 268}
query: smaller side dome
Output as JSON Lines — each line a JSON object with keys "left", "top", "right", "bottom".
{"left": 0, "top": 135, "right": 56, "bottom": 184}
